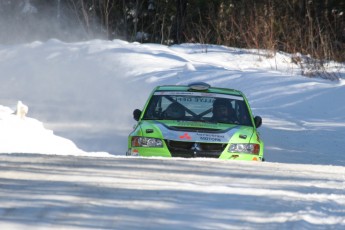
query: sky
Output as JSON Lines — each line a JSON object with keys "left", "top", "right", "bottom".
{"left": 0, "top": 39, "right": 345, "bottom": 229}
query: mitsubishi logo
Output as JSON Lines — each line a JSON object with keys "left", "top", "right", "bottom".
{"left": 191, "top": 143, "right": 202, "bottom": 152}
{"left": 179, "top": 133, "right": 191, "bottom": 140}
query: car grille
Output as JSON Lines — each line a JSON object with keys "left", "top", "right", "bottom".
{"left": 165, "top": 140, "right": 227, "bottom": 158}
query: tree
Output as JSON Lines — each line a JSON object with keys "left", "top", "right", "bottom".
{"left": 174, "top": 0, "right": 188, "bottom": 43}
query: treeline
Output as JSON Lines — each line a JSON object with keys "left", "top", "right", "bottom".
{"left": 1, "top": 0, "right": 344, "bottom": 62}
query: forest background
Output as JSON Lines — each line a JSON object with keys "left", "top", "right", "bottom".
{"left": 1, "top": 0, "right": 344, "bottom": 63}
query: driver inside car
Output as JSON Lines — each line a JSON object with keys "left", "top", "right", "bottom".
{"left": 211, "top": 98, "right": 238, "bottom": 123}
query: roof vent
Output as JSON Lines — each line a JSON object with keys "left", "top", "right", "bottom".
{"left": 188, "top": 82, "right": 210, "bottom": 91}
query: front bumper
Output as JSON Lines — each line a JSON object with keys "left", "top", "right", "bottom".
{"left": 127, "top": 141, "right": 263, "bottom": 161}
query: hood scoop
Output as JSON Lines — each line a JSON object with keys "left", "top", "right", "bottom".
{"left": 146, "top": 129, "right": 154, "bottom": 133}
{"left": 239, "top": 134, "right": 247, "bottom": 139}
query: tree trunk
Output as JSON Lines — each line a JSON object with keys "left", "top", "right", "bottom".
{"left": 175, "top": 0, "right": 187, "bottom": 44}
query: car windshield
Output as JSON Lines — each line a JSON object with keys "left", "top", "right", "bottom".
{"left": 142, "top": 91, "right": 253, "bottom": 126}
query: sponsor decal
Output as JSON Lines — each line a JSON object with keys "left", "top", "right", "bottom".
{"left": 176, "top": 120, "right": 220, "bottom": 128}
{"left": 196, "top": 133, "right": 223, "bottom": 142}
{"left": 154, "top": 91, "right": 243, "bottom": 101}
{"left": 179, "top": 133, "right": 192, "bottom": 140}
{"left": 155, "top": 122, "right": 239, "bottom": 143}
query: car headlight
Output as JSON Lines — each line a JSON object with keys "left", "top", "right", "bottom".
{"left": 131, "top": 137, "right": 163, "bottom": 147}
{"left": 228, "top": 143, "right": 260, "bottom": 154}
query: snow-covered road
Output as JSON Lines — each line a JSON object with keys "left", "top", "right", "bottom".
{"left": 1, "top": 154, "right": 345, "bottom": 229}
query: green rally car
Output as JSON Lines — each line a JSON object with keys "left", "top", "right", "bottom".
{"left": 127, "top": 82, "right": 264, "bottom": 161}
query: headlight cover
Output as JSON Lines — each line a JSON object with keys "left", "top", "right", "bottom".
{"left": 228, "top": 143, "right": 260, "bottom": 154}
{"left": 131, "top": 136, "right": 163, "bottom": 147}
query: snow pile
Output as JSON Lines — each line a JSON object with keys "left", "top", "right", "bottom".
{"left": 0, "top": 103, "right": 111, "bottom": 157}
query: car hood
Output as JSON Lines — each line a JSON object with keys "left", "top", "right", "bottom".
{"left": 137, "top": 120, "right": 255, "bottom": 143}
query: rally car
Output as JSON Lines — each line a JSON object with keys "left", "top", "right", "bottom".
{"left": 127, "top": 82, "right": 264, "bottom": 161}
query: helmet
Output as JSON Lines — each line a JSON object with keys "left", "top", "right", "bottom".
{"left": 213, "top": 98, "right": 229, "bottom": 108}
{"left": 212, "top": 98, "right": 233, "bottom": 121}
{"left": 165, "top": 102, "right": 185, "bottom": 119}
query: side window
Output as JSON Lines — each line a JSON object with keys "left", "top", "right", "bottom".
{"left": 144, "top": 96, "right": 159, "bottom": 119}
{"left": 144, "top": 96, "right": 166, "bottom": 119}
{"left": 236, "top": 100, "right": 252, "bottom": 126}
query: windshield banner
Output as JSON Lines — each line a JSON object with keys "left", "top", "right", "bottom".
{"left": 154, "top": 91, "right": 243, "bottom": 101}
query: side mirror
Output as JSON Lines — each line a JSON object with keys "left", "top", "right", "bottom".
{"left": 133, "top": 109, "right": 142, "bottom": 121}
{"left": 254, "top": 116, "right": 262, "bottom": 128}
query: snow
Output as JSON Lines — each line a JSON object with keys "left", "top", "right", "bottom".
{"left": 0, "top": 39, "right": 345, "bottom": 229}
